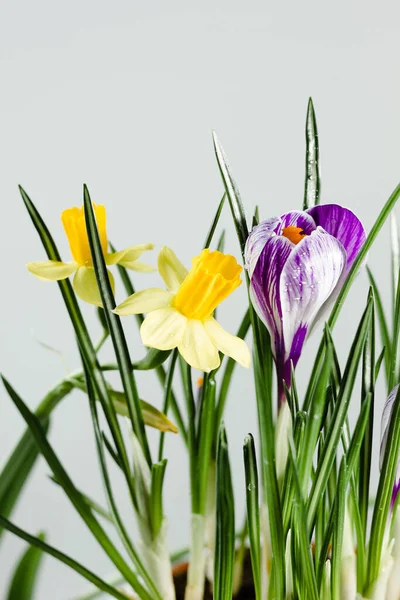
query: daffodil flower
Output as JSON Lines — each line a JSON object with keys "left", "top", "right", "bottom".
{"left": 114, "top": 247, "right": 251, "bottom": 372}
{"left": 27, "top": 204, "right": 154, "bottom": 306}
{"left": 245, "top": 204, "right": 366, "bottom": 404}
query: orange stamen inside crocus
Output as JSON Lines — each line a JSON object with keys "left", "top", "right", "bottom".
{"left": 282, "top": 226, "right": 307, "bottom": 245}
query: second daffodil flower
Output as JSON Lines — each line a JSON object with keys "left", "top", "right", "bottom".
{"left": 27, "top": 204, "right": 154, "bottom": 306}
{"left": 114, "top": 247, "right": 251, "bottom": 372}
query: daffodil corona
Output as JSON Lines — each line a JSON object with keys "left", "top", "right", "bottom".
{"left": 114, "top": 247, "right": 251, "bottom": 372}
{"left": 27, "top": 204, "right": 154, "bottom": 306}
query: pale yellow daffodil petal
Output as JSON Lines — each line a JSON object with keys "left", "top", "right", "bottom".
{"left": 114, "top": 288, "right": 174, "bottom": 316}
{"left": 27, "top": 260, "right": 78, "bottom": 281}
{"left": 105, "top": 243, "right": 155, "bottom": 266}
{"left": 158, "top": 246, "right": 188, "bottom": 292}
{"left": 204, "top": 317, "right": 251, "bottom": 368}
{"left": 73, "top": 266, "right": 115, "bottom": 307}
{"left": 178, "top": 319, "right": 220, "bottom": 373}
{"left": 141, "top": 308, "right": 187, "bottom": 350}
{"left": 122, "top": 261, "right": 156, "bottom": 272}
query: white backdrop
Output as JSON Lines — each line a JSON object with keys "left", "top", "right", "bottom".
{"left": 1, "top": 1, "right": 399, "bottom": 598}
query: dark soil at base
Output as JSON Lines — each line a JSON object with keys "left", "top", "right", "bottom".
{"left": 174, "top": 554, "right": 255, "bottom": 599}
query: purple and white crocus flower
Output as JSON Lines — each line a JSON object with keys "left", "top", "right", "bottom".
{"left": 245, "top": 204, "right": 366, "bottom": 406}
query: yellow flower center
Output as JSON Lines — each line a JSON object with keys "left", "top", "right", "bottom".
{"left": 61, "top": 204, "right": 108, "bottom": 266}
{"left": 173, "top": 249, "right": 242, "bottom": 320}
{"left": 282, "top": 225, "right": 307, "bottom": 245}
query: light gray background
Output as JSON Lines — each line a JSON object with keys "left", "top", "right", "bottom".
{"left": 1, "top": 1, "right": 399, "bottom": 598}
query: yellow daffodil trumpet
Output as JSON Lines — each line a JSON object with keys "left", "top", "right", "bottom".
{"left": 27, "top": 204, "right": 154, "bottom": 306}
{"left": 114, "top": 246, "right": 251, "bottom": 372}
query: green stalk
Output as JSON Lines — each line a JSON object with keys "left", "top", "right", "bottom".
{"left": 244, "top": 434, "right": 262, "bottom": 600}
{"left": 83, "top": 186, "right": 151, "bottom": 465}
{"left": 0, "top": 517, "right": 130, "bottom": 600}
{"left": 20, "top": 186, "right": 137, "bottom": 507}
{"left": 214, "top": 425, "right": 235, "bottom": 600}
{"left": 1, "top": 376, "right": 156, "bottom": 600}
{"left": 365, "top": 385, "right": 400, "bottom": 595}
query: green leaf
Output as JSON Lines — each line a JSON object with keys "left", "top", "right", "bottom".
{"left": 83, "top": 186, "right": 151, "bottom": 465}
{"left": 101, "top": 349, "right": 172, "bottom": 372}
{"left": 303, "top": 97, "right": 320, "bottom": 210}
{"left": 212, "top": 131, "right": 249, "bottom": 253}
{"left": 389, "top": 250, "right": 400, "bottom": 391}
{"left": 149, "top": 460, "right": 168, "bottom": 538}
{"left": 81, "top": 360, "right": 161, "bottom": 600}
{"left": 204, "top": 193, "right": 226, "bottom": 248}
{"left": 367, "top": 268, "right": 391, "bottom": 383}
{"left": 299, "top": 328, "right": 332, "bottom": 493}
{"left": 287, "top": 437, "right": 319, "bottom": 600}
{"left": 1, "top": 375, "right": 156, "bottom": 600}
{"left": 307, "top": 294, "right": 373, "bottom": 531}
{"left": 20, "top": 186, "right": 137, "bottom": 504}
{"left": 391, "top": 212, "right": 399, "bottom": 312}
{"left": 196, "top": 376, "right": 216, "bottom": 515}
{"left": 0, "top": 420, "right": 49, "bottom": 541}
{"left": 331, "top": 459, "right": 348, "bottom": 600}
{"left": 359, "top": 292, "right": 376, "bottom": 540}
{"left": 215, "top": 310, "right": 251, "bottom": 436}
{"left": 110, "top": 392, "right": 178, "bottom": 434}
{"left": 7, "top": 534, "right": 46, "bottom": 600}
{"left": 365, "top": 385, "right": 400, "bottom": 594}
{"left": 0, "top": 516, "right": 130, "bottom": 600}
{"left": 243, "top": 434, "right": 262, "bottom": 600}
{"left": 110, "top": 243, "right": 187, "bottom": 446}
{"left": 304, "top": 180, "right": 400, "bottom": 411}
{"left": 158, "top": 350, "right": 179, "bottom": 460}
{"left": 214, "top": 425, "right": 235, "bottom": 600}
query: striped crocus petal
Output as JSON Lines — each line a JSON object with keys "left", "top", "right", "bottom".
{"left": 380, "top": 384, "right": 400, "bottom": 508}
{"left": 307, "top": 204, "right": 366, "bottom": 276}
{"left": 280, "top": 227, "right": 347, "bottom": 367}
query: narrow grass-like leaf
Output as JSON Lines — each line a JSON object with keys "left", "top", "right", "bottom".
{"left": 149, "top": 460, "right": 167, "bottom": 538}
{"left": 111, "top": 243, "right": 187, "bottom": 445}
{"left": 109, "top": 392, "right": 178, "bottom": 434}
{"left": 367, "top": 268, "right": 391, "bottom": 383}
{"left": 287, "top": 438, "right": 319, "bottom": 600}
{"left": 331, "top": 459, "right": 348, "bottom": 600}
{"left": 83, "top": 186, "right": 151, "bottom": 465}
{"left": 197, "top": 376, "right": 216, "bottom": 515}
{"left": 212, "top": 131, "right": 249, "bottom": 252}
{"left": 82, "top": 359, "right": 161, "bottom": 600}
{"left": 389, "top": 253, "right": 400, "bottom": 391}
{"left": 49, "top": 475, "right": 113, "bottom": 523}
{"left": 214, "top": 425, "right": 235, "bottom": 600}
{"left": 6, "top": 534, "right": 46, "bottom": 600}
{"left": 316, "top": 394, "right": 371, "bottom": 588}
{"left": 307, "top": 295, "right": 373, "bottom": 531}
{"left": 0, "top": 419, "right": 49, "bottom": 541}
{"left": 215, "top": 310, "right": 251, "bottom": 437}
{"left": 243, "top": 434, "right": 261, "bottom": 600}
{"left": 365, "top": 385, "right": 400, "bottom": 594}
{"left": 359, "top": 294, "right": 375, "bottom": 539}
{"left": 282, "top": 411, "right": 307, "bottom": 534}
{"left": 303, "top": 97, "right": 320, "bottom": 210}
{"left": 203, "top": 192, "right": 226, "bottom": 248}
{"left": 299, "top": 328, "right": 332, "bottom": 493}
{"left": 391, "top": 212, "right": 399, "bottom": 312}
{"left": 1, "top": 376, "right": 156, "bottom": 600}
{"left": 102, "top": 349, "right": 172, "bottom": 371}
{"left": 19, "top": 187, "right": 136, "bottom": 503}
{"left": 0, "top": 516, "right": 130, "bottom": 600}
{"left": 158, "top": 350, "right": 179, "bottom": 460}
{"left": 304, "top": 181, "right": 400, "bottom": 411}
